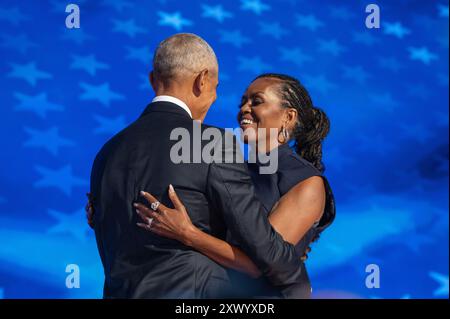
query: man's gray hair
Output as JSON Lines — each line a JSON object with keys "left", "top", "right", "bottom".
{"left": 153, "top": 33, "right": 218, "bottom": 81}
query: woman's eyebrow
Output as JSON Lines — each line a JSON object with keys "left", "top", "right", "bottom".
{"left": 240, "top": 91, "right": 265, "bottom": 101}
{"left": 252, "top": 91, "right": 265, "bottom": 96}
{"left": 244, "top": 91, "right": 265, "bottom": 97}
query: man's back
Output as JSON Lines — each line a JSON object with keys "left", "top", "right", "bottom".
{"left": 90, "top": 101, "right": 230, "bottom": 298}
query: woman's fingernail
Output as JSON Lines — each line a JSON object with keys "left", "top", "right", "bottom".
{"left": 136, "top": 209, "right": 141, "bottom": 214}
{"left": 133, "top": 203, "right": 138, "bottom": 207}
{"left": 169, "top": 184, "right": 174, "bottom": 193}
{"left": 140, "top": 191, "right": 146, "bottom": 196}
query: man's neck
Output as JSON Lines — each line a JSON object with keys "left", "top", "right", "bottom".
{"left": 154, "top": 90, "right": 204, "bottom": 122}
{"left": 155, "top": 89, "right": 186, "bottom": 103}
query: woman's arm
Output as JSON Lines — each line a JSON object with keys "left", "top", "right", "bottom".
{"left": 135, "top": 178, "right": 325, "bottom": 278}
{"left": 182, "top": 223, "right": 262, "bottom": 278}
{"left": 268, "top": 176, "right": 325, "bottom": 244}
{"left": 134, "top": 187, "right": 261, "bottom": 278}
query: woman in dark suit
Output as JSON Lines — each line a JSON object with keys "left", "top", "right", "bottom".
{"left": 131, "top": 73, "right": 336, "bottom": 298}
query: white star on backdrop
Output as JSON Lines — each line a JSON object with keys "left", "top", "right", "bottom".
{"left": 157, "top": 11, "right": 193, "bottom": 31}
{"left": 125, "top": 46, "right": 152, "bottom": 64}
{"left": 79, "top": 82, "right": 125, "bottom": 107}
{"left": 219, "top": 29, "right": 251, "bottom": 48}
{"left": 48, "top": 208, "right": 91, "bottom": 242}
{"left": 112, "top": 19, "right": 146, "bottom": 38}
{"left": 241, "top": 0, "right": 270, "bottom": 15}
{"left": 8, "top": 62, "right": 52, "bottom": 86}
{"left": 201, "top": 4, "right": 233, "bottom": 23}
{"left": 24, "top": 127, "right": 74, "bottom": 156}
{"left": 14, "top": 92, "right": 64, "bottom": 118}
{"left": 296, "top": 14, "right": 324, "bottom": 31}
{"left": 237, "top": 56, "right": 271, "bottom": 74}
{"left": 34, "top": 165, "right": 88, "bottom": 196}
{"left": 0, "top": 33, "right": 37, "bottom": 54}
{"left": 279, "top": 47, "right": 313, "bottom": 66}
{"left": 384, "top": 21, "right": 411, "bottom": 39}
{"left": 102, "top": 0, "right": 133, "bottom": 12}
{"left": 429, "top": 272, "right": 449, "bottom": 297}
{"left": 408, "top": 47, "right": 438, "bottom": 65}
{"left": 0, "top": 6, "right": 28, "bottom": 26}
{"left": 70, "top": 55, "right": 110, "bottom": 76}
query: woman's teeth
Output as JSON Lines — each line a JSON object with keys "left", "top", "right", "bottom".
{"left": 240, "top": 119, "right": 254, "bottom": 125}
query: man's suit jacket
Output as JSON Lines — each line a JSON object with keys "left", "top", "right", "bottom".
{"left": 90, "top": 101, "right": 303, "bottom": 298}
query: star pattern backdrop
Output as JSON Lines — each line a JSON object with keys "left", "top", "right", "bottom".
{"left": 0, "top": 0, "right": 448, "bottom": 299}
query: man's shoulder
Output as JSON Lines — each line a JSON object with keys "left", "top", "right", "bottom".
{"left": 92, "top": 120, "right": 140, "bottom": 162}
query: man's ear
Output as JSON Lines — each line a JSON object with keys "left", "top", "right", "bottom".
{"left": 149, "top": 71, "right": 156, "bottom": 91}
{"left": 193, "top": 69, "right": 209, "bottom": 97}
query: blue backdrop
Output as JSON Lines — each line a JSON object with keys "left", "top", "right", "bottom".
{"left": 0, "top": 0, "right": 448, "bottom": 299}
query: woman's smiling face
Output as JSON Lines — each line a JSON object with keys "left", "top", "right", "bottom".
{"left": 237, "top": 77, "right": 292, "bottom": 151}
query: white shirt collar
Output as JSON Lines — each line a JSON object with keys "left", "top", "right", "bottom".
{"left": 151, "top": 95, "right": 192, "bottom": 118}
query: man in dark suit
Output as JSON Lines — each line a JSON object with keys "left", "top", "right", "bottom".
{"left": 90, "top": 33, "right": 303, "bottom": 298}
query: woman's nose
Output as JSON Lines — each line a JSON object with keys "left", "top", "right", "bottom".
{"left": 240, "top": 103, "right": 251, "bottom": 113}
{"left": 237, "top": 105, "right": 249, "bottom": 122}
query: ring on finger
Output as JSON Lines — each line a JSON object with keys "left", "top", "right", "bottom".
{"left": 150, "top": 201, "right": 160, "bottom": 211}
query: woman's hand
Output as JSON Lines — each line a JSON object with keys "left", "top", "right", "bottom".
{"left": 135, "top": 185, "right": 198, "bottom": 246}
{"left": 85, "top": 193, "right": 94, "bottom": 229}
{"left": 89, "top": 187, "right": 311, "bottom": 261}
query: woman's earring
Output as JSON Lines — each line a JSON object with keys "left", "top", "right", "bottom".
{"left": 283, "top": 126, "right": 289, "bottom": 141}
{"left": 278, "top": 125, "right": 289, "bottom": 143}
